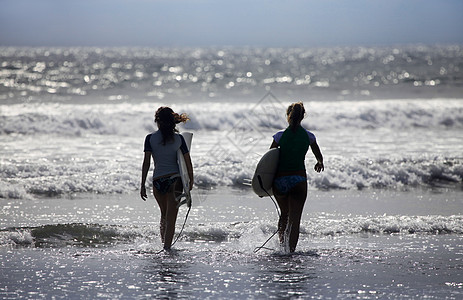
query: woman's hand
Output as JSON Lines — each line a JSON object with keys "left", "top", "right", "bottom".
{"left": 189, "top": 180, "right": 194, "bottom": 191}
{"left": 140, "top": 186, "right": 147, "bottom": 201}
{"left": 314, "top": 162, "right": 324, "bottom": 173}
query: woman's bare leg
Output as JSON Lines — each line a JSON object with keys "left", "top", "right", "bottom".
{"left": 154, "top": 189, "right": 167, "bottom": 243}
{"left": 287, "top": 181, "right": 307, "bottom": 252}
{"left": 154, "top": 179, "right": 182, "bottom": 250}
{"left": 274, "top": 188, "right": 289, "bottom": 249}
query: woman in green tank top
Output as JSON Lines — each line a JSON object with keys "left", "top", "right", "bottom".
{"left": 270, "top": 102, "right": 324, "bottom": 252}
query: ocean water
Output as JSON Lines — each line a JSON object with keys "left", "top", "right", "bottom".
{"left": 1, "top": 45, "right": 463, "bottom": 298}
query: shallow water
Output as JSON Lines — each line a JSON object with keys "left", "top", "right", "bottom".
{"left": 1, "top": 189, "right": 462, "bottom": 299}
{"left": 2, "top": 231, "right": 462, "bottom": 299}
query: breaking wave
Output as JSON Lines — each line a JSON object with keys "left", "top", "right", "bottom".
{"left": 2, "top": 217, "right": 462, "bottom": 248}
{"left": 1, "top": 99, "right": 463, "bottom": 136}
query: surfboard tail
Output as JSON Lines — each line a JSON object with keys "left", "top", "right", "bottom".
{"left": 251, "top": 148, "right": 279, "bottom": 197}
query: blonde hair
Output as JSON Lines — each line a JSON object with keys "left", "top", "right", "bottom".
{"left": 286, "top": 101, "right": 305, "bottom": 132}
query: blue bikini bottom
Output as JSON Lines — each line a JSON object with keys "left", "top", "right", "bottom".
{"left": 273, "top": 176, "right": 307, "bottom": 194}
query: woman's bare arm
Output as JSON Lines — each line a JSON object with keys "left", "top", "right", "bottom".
{"left": 140, "top": 152, "right": 151, "bottom": 200}
{"left": 311, "top": 142, "right": 324, "bottom": 172}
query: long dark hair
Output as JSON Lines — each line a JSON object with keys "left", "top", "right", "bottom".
{"left": 155, "top": 107, "right": 189, "bottom": 145}
{"left": 286, "top": 102, "right": 305, "bottom": 132}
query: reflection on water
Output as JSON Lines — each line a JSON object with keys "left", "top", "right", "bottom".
{"left": 143, "top": 254, "right": 192, "bottom": 299}
{"left": 1, "top": 233, "right": 462, "bottom": 299}
{"left": 254, "top": 252, "right": 319, "bottom": 298}
{"left": 138, "top": 248, "right": 322, "bottom": 298}
{"left": 2, "top": 189, "right": 462, "bottom": 299}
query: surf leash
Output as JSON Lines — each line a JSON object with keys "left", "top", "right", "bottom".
{"left": 170, "top": 204, "right": 191, "bottom": 248}
{"left": 257, "top": 175, "right": 280, "bottom": 217}
{"left": 253, "top": 175, "right": 281, "bottom": 253}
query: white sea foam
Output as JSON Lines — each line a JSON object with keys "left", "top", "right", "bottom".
{"left": 0, "top": 229, "right": 34, "bottom": 246}
{"left": 2, "top": 215, "right": 462, "bottom": 247}
{"left": 1, "top": 99, "right": 462, "bottom": 198}
{"left": 1, "top": 99, "right": 462, "bottom": 136}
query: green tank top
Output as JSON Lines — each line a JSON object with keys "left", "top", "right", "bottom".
{"left": 277, "top": 126, "right": 311, "bottom": 172}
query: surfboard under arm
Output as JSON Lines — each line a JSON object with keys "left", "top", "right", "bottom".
{"left": 251, "top": 148, "right": 279, "bottom": 197}
{"left": 177, "top": 132, "right": 193, "bottom": 207}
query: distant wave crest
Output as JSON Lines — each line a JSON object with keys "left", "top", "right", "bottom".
{"left": 1, "top": 99, "right": 463, "bottom": 137}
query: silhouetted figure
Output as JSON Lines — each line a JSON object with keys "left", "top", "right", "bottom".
{"left": 140, "top": 107, "right": 193, "bottom": 250}
{"left": 270, "top": 102, "right": 324, "bottom": 252}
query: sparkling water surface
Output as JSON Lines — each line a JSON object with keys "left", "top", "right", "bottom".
{"left": 1, "top": 189, "right": 462, "bottom": 299}
{"left": 1, "top": 45, "right": 463, "bottom": 298}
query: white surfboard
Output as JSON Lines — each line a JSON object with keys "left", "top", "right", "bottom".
{"left": 177, "top": 132, "right": 193, "bottom": 207}
{"left": 252, "top": 148, "right": 280, "bottom": 197}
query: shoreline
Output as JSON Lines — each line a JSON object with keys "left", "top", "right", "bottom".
{"left": 2, "top": 187, "right": 462, "bottom": 229}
